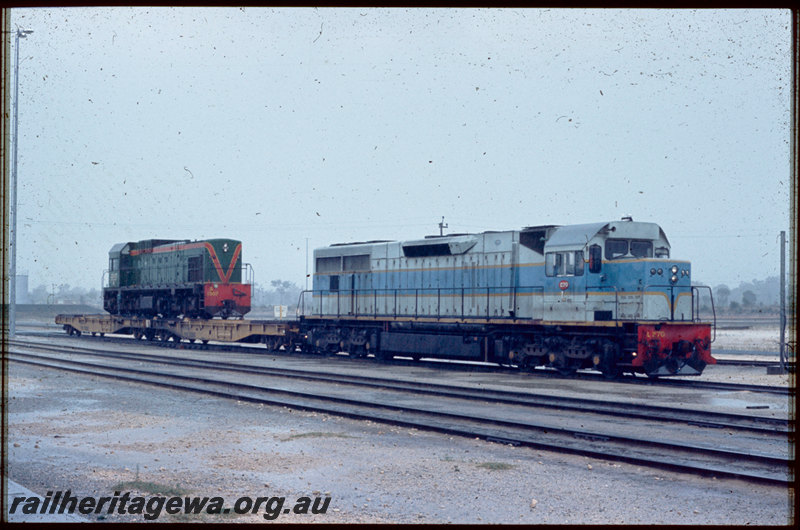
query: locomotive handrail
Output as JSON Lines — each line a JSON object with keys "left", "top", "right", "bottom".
{"left": 691, "top": 285, "right": 716, "bottom": 343}
{"left": 243, "top": 263, "right": 255, "bottom": 289}
{"left": 586, "top": 285, "right": 621, "bottom": 320}
{"left": 299, "top": 286, "right": 545, "bottom": 320}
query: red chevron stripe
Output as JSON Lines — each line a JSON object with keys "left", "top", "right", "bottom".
{"left": 131, "top": 241, "right": 242, "bottom": 284}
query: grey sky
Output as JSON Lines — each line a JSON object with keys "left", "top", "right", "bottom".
{"left": 8, "top": 7, "right": 792, "bottom": 292}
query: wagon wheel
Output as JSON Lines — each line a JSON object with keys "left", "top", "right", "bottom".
{"left": 556, "top": 365, "right": 577, "bottom": 377}
{"left": 350, "top": 344, "right": 368, "bottom": 359}
{"left": 520, "top": 355, "right": 540, "bottom": 373}
{"left": 598, "top": 352, "right": 621, "bottom": 380}
{"left": 552, "top": 354, "right": 577, "bottom": 376}
{"left": 375, "top": 350, "right": 394, "bottom": 362}
{"left": 600, "top": 362, "right": 621, "bottom": 380}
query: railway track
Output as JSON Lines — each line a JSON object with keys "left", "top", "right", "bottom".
{"left": 716, "top": 358, "right": 795, "bottom": 370}
{"left": 14, "top": 330, "right": 793, "bottom": 396}
{"left": 8, "top": 340, "right": 792, "bottom": 486}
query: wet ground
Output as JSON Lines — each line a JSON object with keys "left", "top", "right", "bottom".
{"left": 6, "top": 351, "right": 793, "bottom": 524}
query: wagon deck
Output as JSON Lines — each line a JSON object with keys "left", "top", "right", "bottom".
{"left": 55, "top": 314, "right": 299, "bottom": 345}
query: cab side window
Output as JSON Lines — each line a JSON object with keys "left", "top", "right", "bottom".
{"left": 574, "top": 251, "right": 585, "bottom": 276}
{"left": 546, "top": 251, "right": 585, "bottom": 277}
{"left": 588, "top": 245, "right": 602, "bottom": 273}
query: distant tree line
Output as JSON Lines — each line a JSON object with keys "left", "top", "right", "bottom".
{"left": 25, "top": 280, "right": 305, "bottom": 311}
{"left": 28, "top": 284, "right": 102, "bottom": 306}
{"left": 252, "top": 280, "right": 303, "bottom": 309}
{"left": 712, "top": 276, "right": 790, "bottom": 314}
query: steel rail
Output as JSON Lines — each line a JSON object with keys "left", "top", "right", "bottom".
{"left": 9, "top": 339, "right": 790, "bottom": 435}
{"left": 8, "top": 351, "right": 791, "bottom": 486}
{"left": 15, "top": 330, "right": 793, "bottom": 395}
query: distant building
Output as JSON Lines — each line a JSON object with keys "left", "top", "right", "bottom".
{"left": 15, "top": 274, "right": 30, "bottom": 304}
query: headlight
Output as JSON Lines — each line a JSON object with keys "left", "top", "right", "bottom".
{"left": 671, "top": 265, "right": 679, "bottom": 275}
{"left": 671, "top": 275, "right": 678, "bottom": 283}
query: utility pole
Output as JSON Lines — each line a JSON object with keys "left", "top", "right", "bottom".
{"left": 438, "top": 216, "right": 448, "bottom": 237}
{"left": 9, "top": 27, "right": 33, "bottom": 337}
{"left": 305, "top": 237, "right": 309, "bottom": 291}
{"left": 779, "top": 230, "right": 786, "bottom": 373}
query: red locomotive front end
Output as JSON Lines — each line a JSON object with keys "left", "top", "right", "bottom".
{"left": 635, "top": 323, "right": 715, "bottom": 376}
{"left": 204, "top": 283, "right": 252, "bottom": 319}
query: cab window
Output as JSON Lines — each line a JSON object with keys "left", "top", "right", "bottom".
{"left": 630, "top": 240, "right": 653, "bottom": 258}
{"left": 546, "top": 251, "right": 584, "bottom": 277}
{"left": 589, "top": 245, "right": 602, "bottom": 273}
{"left": 605, "top": 239, "right": 628, "bottom": 260}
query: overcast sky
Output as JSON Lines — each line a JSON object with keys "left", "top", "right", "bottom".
{"left": 8, "top": 7, "right": 792, "bottom": 292}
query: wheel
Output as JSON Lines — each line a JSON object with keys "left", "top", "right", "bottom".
{"left": 519, "top": 355, "right": 541, "bottom": 373}
{"left": 556, "top": 365, "right": 577, "bottom": 377}
{"left": 550, "top": 352, "right": 577, "bottom": 376}
{"left": 601, "top": 364, "right": 621, "bottom": 380}
{"left": 350, "top": 345, "right": 368, "bottom": 359}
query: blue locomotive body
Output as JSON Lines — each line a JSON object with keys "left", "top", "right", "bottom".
{"left": 300, "top": 219, "right": 715, "bottom": 377}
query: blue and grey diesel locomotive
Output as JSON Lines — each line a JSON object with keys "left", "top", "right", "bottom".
{"left": 299, "top": 218, "right": 715, "bottom": 377}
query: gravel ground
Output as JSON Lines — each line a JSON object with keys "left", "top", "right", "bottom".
{"left": 714, "top": 325, "right": 791, "bottom": 353}
{"left": 6, "top": 361, "right": 793, "bottom": 524}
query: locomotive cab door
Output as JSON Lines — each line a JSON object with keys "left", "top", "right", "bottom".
{"left": 543, "top": 249, "right": 585, "bottom": 321}
{"left": 585, "top": 244, "right": 613, "bottom": 321}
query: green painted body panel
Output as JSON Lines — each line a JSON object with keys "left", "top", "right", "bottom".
{"left": 107, "top": 238, "right": 243, "bottom": 289}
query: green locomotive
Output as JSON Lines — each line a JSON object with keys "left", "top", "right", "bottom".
{"left": 102, "top": 238, "right": 251, "bottom": 318}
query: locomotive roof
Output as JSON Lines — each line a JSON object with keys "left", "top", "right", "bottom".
{"left": 545, "top": 222, "right": 610, "bottom": 250}
{"left": 545, "top": 220, "right": 669, "bottom": 251}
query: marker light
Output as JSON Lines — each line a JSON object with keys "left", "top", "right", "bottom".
{"left": 650, "top": 268, "right": 656, "bottom": 275}
{"left": 657, "top": 268, "right": 663, "bottom": 275}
